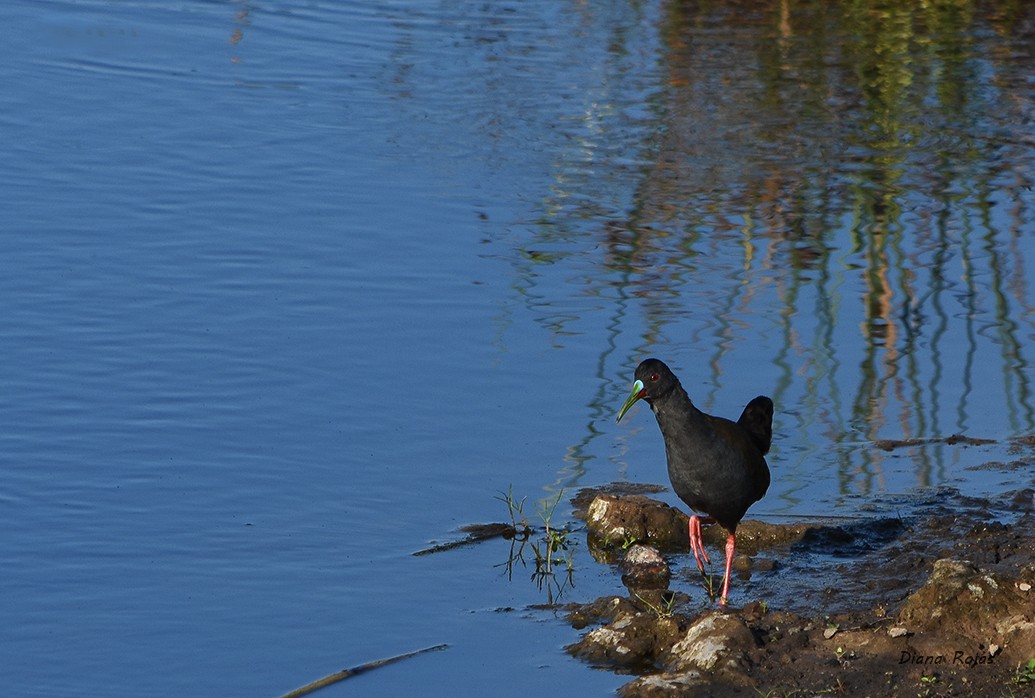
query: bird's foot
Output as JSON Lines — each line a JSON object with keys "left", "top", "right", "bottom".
{"left": 687, "top": 515, "right": 714, "bottom": 573}
{"left": 717, "top": 531, "right": 737, "bottom": 607}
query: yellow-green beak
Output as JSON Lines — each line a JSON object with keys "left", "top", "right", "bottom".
{"left": 616, "top": 379, "right": 645, "bottom": 423}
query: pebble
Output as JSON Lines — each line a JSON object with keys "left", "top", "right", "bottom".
{"left": 620, "top": 544, "right": 671, "bottom": 588}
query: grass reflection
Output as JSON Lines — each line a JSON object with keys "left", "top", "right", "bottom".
{"left": 520, "top": 0, "right": 1035, "bottom": 496}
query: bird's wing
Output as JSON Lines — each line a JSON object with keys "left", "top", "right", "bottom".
{"left": 737, "top": 395, "right": 774, "bottom": 455}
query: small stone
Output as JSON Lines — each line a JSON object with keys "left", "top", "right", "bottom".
{"left": 888, "top": 627, "right": 909, "bottom": 638}
{"left": 664, "top": 611, "right": 755, "bottom": 673}
{"left": 620, "top": 544, "right": 671, "bottom": 589}
{"left": 622, "top": 544, "right": 666, "bottom": 569}
{"left": 967, "top": 582, "right": 985, "bottom": 598}
{"left": 751, "top": 557, "right": 777, "bottom": 572}
{"left": 1018, "top": 582, "right": 1032, "bottom": 592}
{"left": 823, "top": 626, "right": 838, "bottom": 640}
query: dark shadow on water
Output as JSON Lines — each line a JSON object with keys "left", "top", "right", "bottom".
{"left": 791, "top": 517, "right": 906, "bottom": 558}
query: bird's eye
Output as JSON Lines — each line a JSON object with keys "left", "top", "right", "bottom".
{"left": 650, "top": 373, "right": 660, "bottom": 382}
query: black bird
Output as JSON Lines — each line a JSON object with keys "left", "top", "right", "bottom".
{"left": 616, "top": 358, "right": 773, "bottom": 605}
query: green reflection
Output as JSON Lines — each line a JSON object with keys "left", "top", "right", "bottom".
{"left": 501, "top": 0, "right": 1035, "bottom": 499}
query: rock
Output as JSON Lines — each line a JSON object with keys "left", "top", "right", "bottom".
{"left": 621, "top": 544, "right": 671, "bottom": 589}
{"left": 661, "top": 610, "right": 757, "bottom": 674}
{"left": 595, "top": 610, "right": 762, "bottom": 697}
{"left": 899, "top": 558, "right": 1003, "bottom": 624}
{"left": 897, "top": 557, "right": 1035, "bottom": 664}
{"left": 728, "top": 519, "right": 817, "bottom": 554}
{"left": 566, "top": 610, "right": 682, "bottom": 672}
{"left": 583, "top": 493, "right": 811, "bottom": 556}
{"left": 563, "top": 483, "right": 1035, "bottom": 697}
{"left": 585, "top": 494, "right": 689, "bottom": 550}
{"left": 566, "top": 595, "right": 639, "bottom": 630}
{"left": 618, "top": 671, "right": 708, "bottom": 698}
{"left": 741, "top": 556, "right": 777, "bottom": 574}
{"left": 566, "top": 600, "right": 760, "bottom": 680}
{"left": 571, "top": 483, "right": 668, "bottom": 516}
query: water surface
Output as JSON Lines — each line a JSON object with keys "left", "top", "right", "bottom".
{"left": 2, "top": 1, "right": 1034, "bottom": 695}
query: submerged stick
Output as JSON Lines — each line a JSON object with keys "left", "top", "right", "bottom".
{"left": 412, "top": 522, "right": 529, "bottom": 556}
{"left": 278, "top": 644, "right": 449, "bottom": 698}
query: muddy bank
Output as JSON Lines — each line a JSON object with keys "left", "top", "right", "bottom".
{"left": 563, "top": 484, "right": 1035, "bottom": 697}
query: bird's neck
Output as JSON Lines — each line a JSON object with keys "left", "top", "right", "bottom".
{"left": 650, "top": 384, "right": 701, "bottom": 427}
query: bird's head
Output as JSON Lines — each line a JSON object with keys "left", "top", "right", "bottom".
{"left": 616, "top": 358, "right": 678, "bottom": 422}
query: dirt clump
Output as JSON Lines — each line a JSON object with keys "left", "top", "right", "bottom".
{"left": 565, "top": 486, "right": 1035, "bottom": 697}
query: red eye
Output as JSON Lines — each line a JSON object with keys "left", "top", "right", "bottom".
{"left": 650, "top": 373, "right": 660, "bottom": 382}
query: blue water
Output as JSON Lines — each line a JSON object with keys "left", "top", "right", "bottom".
{"left": 3, "top": 1, "right": 1034, "bottom": 695}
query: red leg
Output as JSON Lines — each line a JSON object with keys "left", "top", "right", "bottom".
{"left": 718, "top": 531, "right": 736, "bottom": 606}
{"left": 687, "top": 514, "right": 714, "bottom": 573}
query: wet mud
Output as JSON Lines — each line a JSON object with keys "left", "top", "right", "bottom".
{"left": 563, "top": 477, "right": 1035, "bottom": 697}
